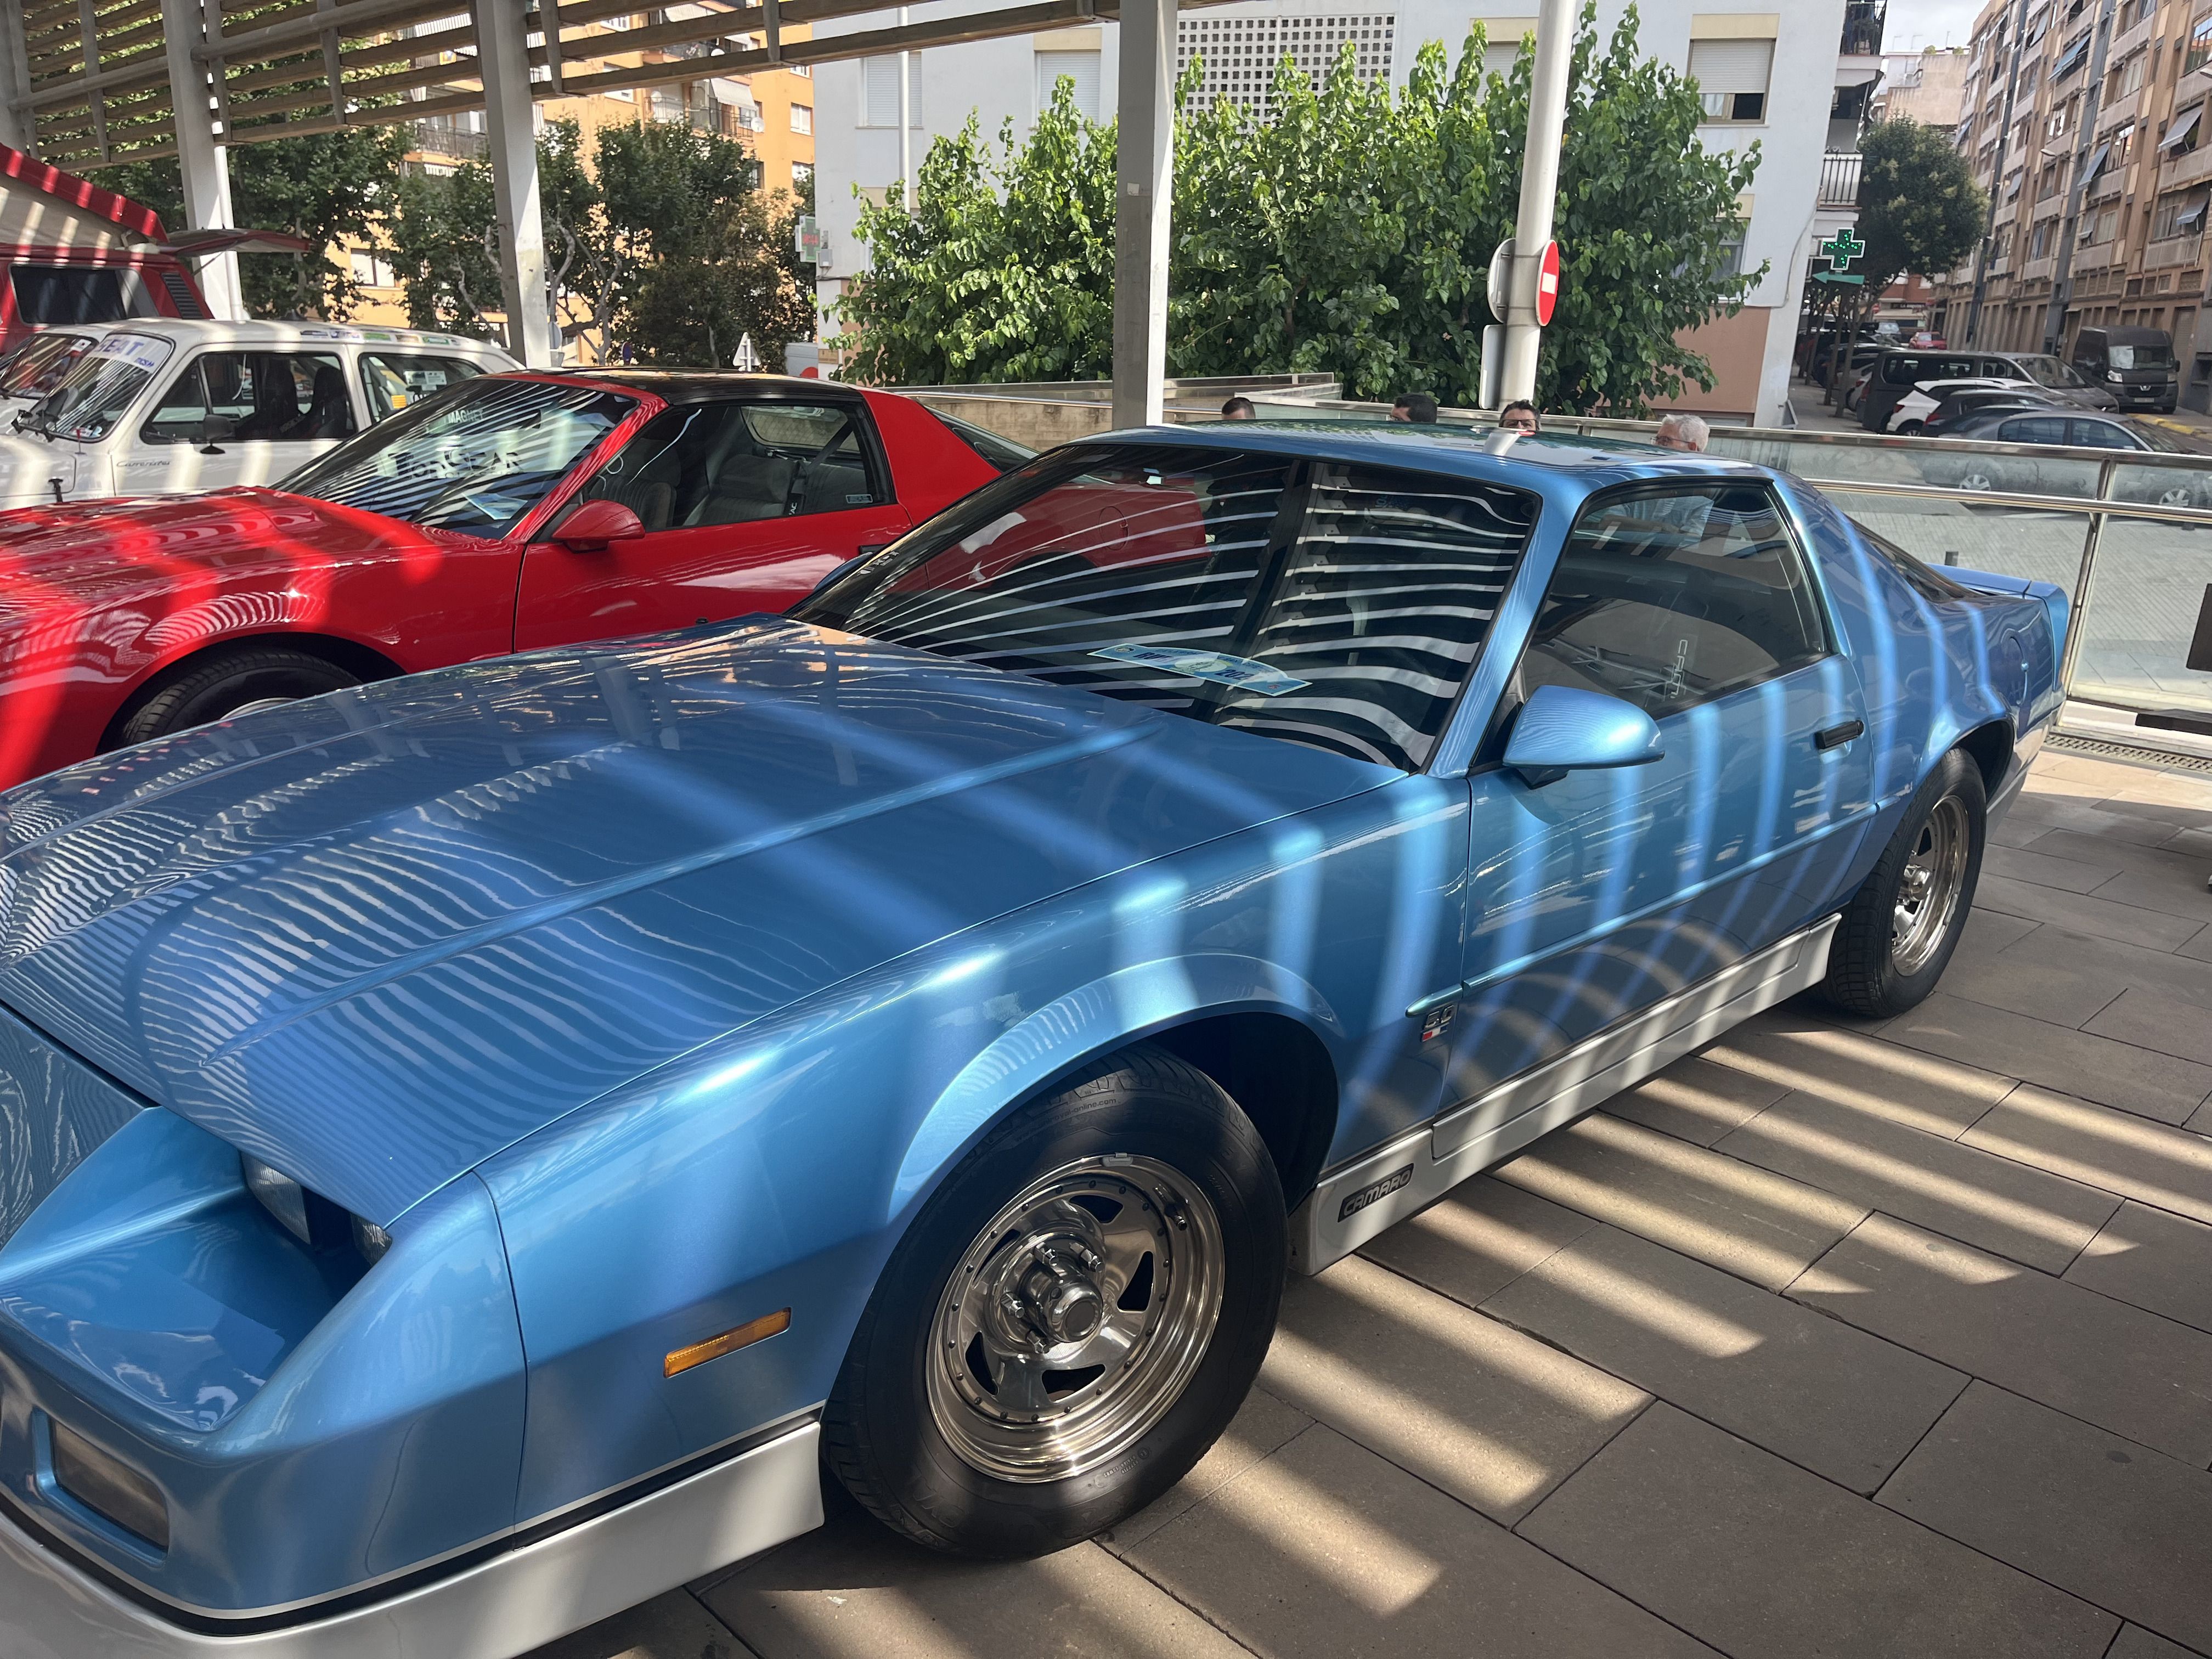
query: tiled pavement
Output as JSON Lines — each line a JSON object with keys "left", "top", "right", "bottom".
{"left": 528, "top": 749, "right": 2212, "bottom": 1659}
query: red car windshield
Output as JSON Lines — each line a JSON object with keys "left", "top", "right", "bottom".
{"left": 282, "top": 376, "right": 635, "bottom": 538}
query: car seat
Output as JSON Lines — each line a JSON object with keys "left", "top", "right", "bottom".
{"left": 236, "top": 358, "right": 302, "bottom": 439}
{"left": 296, "top": 364, "right": 354, "bottom": 440}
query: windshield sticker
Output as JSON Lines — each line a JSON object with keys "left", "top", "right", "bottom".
{"left": 1091, "top": 644, "right": 1310, "bottom": 696}
{"left": 88, "top": 334, "right": 173, "bottom": 373}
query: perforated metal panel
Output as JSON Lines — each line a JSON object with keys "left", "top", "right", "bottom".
{"left": 1176, "top": 12, "right": 1395, "bottom": 119}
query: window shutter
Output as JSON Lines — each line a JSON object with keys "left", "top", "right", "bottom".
{"left": 862, "top": 55, "right": 922, "bottom": 127}
{"left": 1035, "top": 49, "right": 1102, "bottom": 119}
{"left": 1686, "top": 38, "right": 1773, "bottom": 94}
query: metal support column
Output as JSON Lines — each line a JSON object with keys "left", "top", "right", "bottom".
{"left": 1111, "top": 0, "right": 1175, "bottom": 429}
{"left": 1499, "top": 0, "right": 1575, "bottom": 403}
{"left": 473, "top": 0, "right": 556, "bottom": 367}
{"left": 0, "top": 1, "right": 35, "bottom": 155}
{"left": 162, "top": 0, "right": 244, "bottom": 320}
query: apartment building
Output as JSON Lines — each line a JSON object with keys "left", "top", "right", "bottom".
{"left": 1871, "top": 46, "right": 1971, "bottom": 123}
{"left": 811, "top": 0, "right": 1877, "bottom": 421}
{"left": 1938, "top": 0, "right": 2211, "bottom": 390}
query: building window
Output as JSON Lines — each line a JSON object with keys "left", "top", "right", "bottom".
{"left": 2153, "top": 190, "right": 2209, "bottom": 239}
{"left": 861, "top": 54, "right": 923, "bottom": 126}
{"left": 347, "top": 249, "right": 396, "bottom": 287}
{"left": 791, "top": 102, "right": 812, "bottom": 132}
{"left": 1035, "top": 48, "right": 1102, "bottom": 120}
{"left": 1175, "top": 14, "right": 1395, "bottom": 119}
{"left": 1687, "top": 38, "right": 1772, "bottom": 123}
{"left": 2030, "top": 219, "right": 2056, "bottom": 258}
{"left": 790, "top": 61, "right": 810, "bottom": 76}
{"left": 734, "top": 99, "right": 765, "bottom": 130}
{"left": 2190, "top": 14, "right": 2212, "bottom": 72}
{"left": 1714, "top": 219, "right": 1747, "bottom": 277}
{"left": 792, "top": 161, "right": 814, "bottom": 186}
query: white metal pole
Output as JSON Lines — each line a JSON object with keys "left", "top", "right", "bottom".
{"left": 897, "top": 7, "right": 912, "bottom": 211}
{"left": 0, "top": 2, "right": 35, "bottom": 155}
{"left": 1500, "top": 0, "right": 1575, "bottom": 403}
{"left": 1111, "top": 0, "right": 1175, "bottom": 427}
{"left": 161, "top": 0, "right": 245, "bottom": 320}
{"left": 473, "top": 0, "right": 554, "bottom": 366}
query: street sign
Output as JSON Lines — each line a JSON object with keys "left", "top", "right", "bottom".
{"left": 1535, "top": 239, "right": 1560, "bottom": 326}
{"left": 1818, "top": 228, "right": 1865, "bottom": 273}
{"left": 1488, "top": 238, "right": 1514, "bottom": 323}
{"left": 732, "top": 332, "right": 762, "bottom": 371}
{"left": 1812, "top": 270, "right": 1866, "bottom": 285}
{"left": 795, "top": 215, "right": 823, "bottom": 264}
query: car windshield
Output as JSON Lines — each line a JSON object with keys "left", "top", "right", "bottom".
{"left": 0, "top": 331, "right": 94, "bottom": 400}
{"left": 2013, "top": 355, "right": 2089, "bottom": 389}
{"left": 19, "top": 331, "right": 172, "bottom": 440}
{"left": 281, "top": 376, "right": 635, "bottom": 538}
{"left": 2109, "top": 342, "right": 2176, "bottom": 370}
{"left": 801, "top": 443, "right": 1542, "bottom": 771}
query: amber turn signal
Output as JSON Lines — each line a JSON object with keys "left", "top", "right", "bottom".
{"left": 664, "top": 1308, "right": 791, "bottom": 1378}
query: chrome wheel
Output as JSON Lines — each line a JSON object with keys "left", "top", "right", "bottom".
{"left": 1959, "top": 469, "right": 1995, "bottom": 492}
{"left": 927, "top": 1155, "right": 1224, "bottom": 1484}
{"left": 1892, "top": 793, "right": 1970, "bottom": 974}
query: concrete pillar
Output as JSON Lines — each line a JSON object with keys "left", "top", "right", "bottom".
{"left": 1111, "top": 0, "right": 1175, "bottom": 429}
{"left": 161, "top": 0, "right": 244, "bottom": 319}
{"left": 473, "top": 0, "right": 555, "bottom": 366}
{"left": 0, "top": 3, "right": 35, "bottom": 155}
{"left": 1499, "top": 0, "right": 1575, "bottom": 404}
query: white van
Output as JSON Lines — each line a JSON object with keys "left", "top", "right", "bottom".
{"left": 0, "top": 318, "right": 517, "bottom": 510}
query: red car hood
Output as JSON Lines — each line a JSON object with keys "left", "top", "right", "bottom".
{"left": 0, "top": 489, "right": 447, "bottom": 625}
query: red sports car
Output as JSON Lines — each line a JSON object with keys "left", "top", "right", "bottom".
{"left": 0, "top": 370, "right": 1025, "bottom": 793}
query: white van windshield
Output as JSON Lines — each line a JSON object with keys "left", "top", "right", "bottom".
{"left": 19, "top": 331, "right": 173, "bottom": 441}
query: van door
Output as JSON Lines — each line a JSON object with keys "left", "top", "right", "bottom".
{"left": 129, "top": 349, "right": 360, "bottom": 494}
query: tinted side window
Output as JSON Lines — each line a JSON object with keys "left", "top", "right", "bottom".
{"left": 1882, "top": 356, "right": 1924, "bottom": 385}
{"left": 579, "top": 399, "right": 884, "bottom": 529}
{"left": 2001, "top": 416, "right": 2069, "bottom": 444}
{"left": 1520, "top": 486, "right": 1830, "bottom": 721}
{"left": 2068, "top": 418, "right": 2140, "bottom": 449}
{"left": 142, "top": 351, "right": 356, "bottom": 443}
{"left": 360, "top": 352, "right": 484, "bottom": 421}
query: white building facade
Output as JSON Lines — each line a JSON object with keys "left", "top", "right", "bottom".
{"left": 813, "top": 0, "right": 1867, "bottom": 421}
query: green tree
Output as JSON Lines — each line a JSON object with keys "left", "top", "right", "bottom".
{"left": 1857, "top": 116, "right": 1987, "bottom": 295}
{"left": 108, "top": 126, "right": 408, "bottom": 319}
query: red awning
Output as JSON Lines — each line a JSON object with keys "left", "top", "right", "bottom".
{"left": 0, "top": 142, "right": 167, "bottom": 243}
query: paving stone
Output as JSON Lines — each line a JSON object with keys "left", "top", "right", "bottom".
{"left": 2025, "top": 829, "right": 2212, "bottom": 885}
{"left": 1962, "top": 924, "right": 2212, "bottom": 1022}
{"left": 1493, "top": 1111, "right": 1867, "bottom": 1291}
{"left": 1972, "top": 876, "right": 2207, "bottom": 951}
{"left": 2182, "top": 927, "right": 2212, "bottom": 965}
{"left": 1124, "top": 1421, "right": 1716, "bottom": 1659}
{"left": 2094, "top": 871, "right": 2212, "bottom": 926}
{"left": 2108, "top": 1625, "right": 2209, "bottom": 1659}
{"left": 2086, "top": 987, "right": 2212, "bottom": 1066}
{"left": 1264, "top": 1255, "right": 1647, "bottom": 1523}
{"left": 526, "top": 1592, "right": 757, "bottom": 1659}
{"left": 1788, "top": 1214, "right": 2212, "bottom": 1465}
{"left": 1481, "top": 1223, "right": 1966, "bottom": 1493}
{"left": 2064, "top": 1201, "right": 2212, "bottom": 1335}
{"left": 1358, "top": 1174, "right": 1595, "bottom": 1307}
{"left": 1717, "top": 1091, "right": 2120, "bottom": 1273}
{"left": 1515, "top": 1402, "right": 2117, "bottom": 1659}
{"left": 1602, "top": 1053, "right": 1791, "bottom": 1147}
{"left": 2167, "top": 823, "right": 2212, "bottom": 859}
{"left": 2008, "top": 795, "right": 2195, "bottom": 847}
{"left": 1102, "top": 1386, "right": 1312, "bottom": 1554}
{"left": 701, "top": 1510, "right": 1251, "bottom": 1659}
{"left": 1882, "top": 994, "right": 2212, "bottom": 1127}
{"left": 1877, "top": 1383, "right": 2212, "bottom": 1656}
{"left": 1985, "top": 842, "right": 2128, "bottom": 894}
{"left": 1962, "top": 1086, "right": 2212, "bottom": 1226}
{"left": 1989, "top": 815, "right": 2056, "bottom": 849}
{"left": 1699, "top": 1005, "right": 2013, "bottom": 1137}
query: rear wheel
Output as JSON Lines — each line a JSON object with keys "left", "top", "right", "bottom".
{"left": 825, "top": 1045, "right": 1285, "bottom": 1558}
{"left": 1820, "top": 747, "right": 1985, "bottom": 1018}
{"left": 1896, "top": 419, "right": 1926, "bottom": 436}
{"left": 114, "top": 645, "right": 360, "bottom": 747}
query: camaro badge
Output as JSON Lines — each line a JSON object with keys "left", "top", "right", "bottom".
{"left": 1337, "top": 1165, "right": 1415, "bottom": 1222}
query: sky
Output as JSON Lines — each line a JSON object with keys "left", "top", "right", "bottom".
{"left": 1887, "top": 0, "right": 1989, "bottom": 52}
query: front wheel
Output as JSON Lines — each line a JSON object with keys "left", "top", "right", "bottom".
{"left": 825, "top": 1045, "right": 1285, "bottom": 1558}
{"left": 114, "top": 644, "right": 361, "bottom": 747}
{"left": 1820, "top": 747, "right": 1986, "bottom": 1018}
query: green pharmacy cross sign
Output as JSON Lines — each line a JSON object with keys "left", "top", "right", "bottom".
{"left": 1815, "top": 227, "right": 1866, "bottom": 286}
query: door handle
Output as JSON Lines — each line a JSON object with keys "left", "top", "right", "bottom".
{"left": 1815, "top": 719, "right": 1865, "bottom": 751}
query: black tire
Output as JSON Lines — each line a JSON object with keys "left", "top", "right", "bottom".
{"left": 1820, "top": 747, "right": 1986, "bottom": 1018}
{"left": 1896, "top": 420, "right": 1925, "bottom": 436}
{"left": 114, "top": 645, "right": 360, "bottom": 747}
{"left": 825, "top": 1043, "right": 1285, "bottom": 1559}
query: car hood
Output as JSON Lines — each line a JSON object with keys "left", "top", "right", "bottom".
{"left": 0, "top": 489, "right": 442, "bottom": 627}
{"left": 0, "top": 620, "right": 1387, "bottom": 1223}
{"left": 0, "top": 431, "right": 78, "bottom": 510}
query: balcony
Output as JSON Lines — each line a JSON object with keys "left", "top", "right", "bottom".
{"left": 2097, "top": 86, "right": 2141, "bottom": 134}
{"left": 1840, "top": 0, "right": 1885, "bottom": 58}
{"left": 2108, "top": 5, "right": 2156, "bottom": 65}
{"left": 411, "top": 119, "right": 488, "bottom": 160}
{"left": 2020, "top": 252, "right": 2058, "bottom": 281}
{"left": 2162, "top": 139, "right": 2212, "bottom": 190}
{"left": 1818, "top": 151, "right": 1862, "bottom": 208}
{"left": 2142, "top": 231, "right": 2204, "bottom": 270}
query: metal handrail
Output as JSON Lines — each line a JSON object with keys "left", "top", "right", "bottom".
{"left": 1792, "top": 473, "right": 2212, "bottom": 524}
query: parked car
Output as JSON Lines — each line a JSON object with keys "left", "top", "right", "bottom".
{"left": 0, "top": 425, "right": 2064, "bottom": 1657}
{"left": 1936, "top": 406, "right": 2212, "bottom": 503}
{"left": 0, "top": 319, "right": 517, "bottom": 510}
{"left": 0, "top": 323, "right": 109, "bottom": 419}
{"left": 0, "top": 369, "right": 1020, "bottom": 792}
{"left": 1886, "top": 376, "right": 2041, "bottom": 434}
{"left": 1921, "top": 385, "right": 2058, "bottom": 438}
{"left": 2070, "top": 324, "right": 2179, "bottom": 413}
{"left": 1858, "top": 347, "right": 2116, "bottom": 431}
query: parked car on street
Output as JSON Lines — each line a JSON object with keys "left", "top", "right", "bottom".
{"left": 1920, "top": 385, "right": 2060, "bottom": 438}
{"left": 1933, "top": 406, "right": 2212, "bottom": 503}
{"left": 1885, "top": 376, "right": 2042, "bottom": 433}
{"left": 0, "top": 319, "right": 517, "bottom": 510}
{"left": 0, "top": 369, "right": 1020, "bottom": 792}
{"left": 2069, "top": 324, "right": 2179, "bottom": 413}
{"left": 1858, "top": 347, "right": 2116, "bottom": 431}
{"left": 0, "top": 423, "right": 2066, "bottom": 1658}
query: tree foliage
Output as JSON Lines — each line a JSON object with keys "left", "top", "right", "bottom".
{"left": 1857, "top": 117, "right": 1987, "bottom": 294}
{"left": 836, "top": 2, "right": 1761, "bottom": 411}
{"left": 108, "top": 126, "right": 409, "bottom": 320}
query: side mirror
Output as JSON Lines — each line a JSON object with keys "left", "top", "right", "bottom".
{"left": 198, "top": 415, "right": 235, "bottom": 455}
{"left": 1503, "top": 685, "right": 1666, "bottom": 788}
{"left": 550, "top": 498, "right": 644, "bottom": 552}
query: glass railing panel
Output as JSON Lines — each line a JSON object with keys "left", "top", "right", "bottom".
{"left": 1819, "top": 489, "right": 2091, "bottom": 592}
{"left": 2068, "top": 516, "right": 2212, "bottom": 714}
{"left": 1717, "top": 434, "right": 2106, "bottom": 499}
{"left": 2103, "top": 460, "right": 2212, "bottom": 510}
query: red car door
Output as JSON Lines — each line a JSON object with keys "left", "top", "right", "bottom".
{"left": 512, "top": 391, "right": 911, "bottom": 651}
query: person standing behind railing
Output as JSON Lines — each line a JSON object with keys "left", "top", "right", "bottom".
{"left": 1655, "top": 413, "right": 1709, "bottom": 452}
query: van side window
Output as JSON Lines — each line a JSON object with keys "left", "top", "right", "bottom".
{"left": 360, "top": 353, "right": 486, "bottom": 421}
{"left": 142, "top": 352, "right": 357, "bottom": 444}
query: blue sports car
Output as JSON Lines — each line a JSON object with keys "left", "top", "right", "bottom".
{"left": 0, "top": 425, "right": 2063, "bottom": 1656}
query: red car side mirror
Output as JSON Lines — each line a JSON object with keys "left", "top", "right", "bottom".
{"left": 550, "top": 498, "right": 644, "bottom": 552}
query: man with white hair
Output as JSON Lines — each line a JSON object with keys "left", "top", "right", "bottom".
{"left": 1655, "top": 413, "right": 1709, "bottom": 452}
